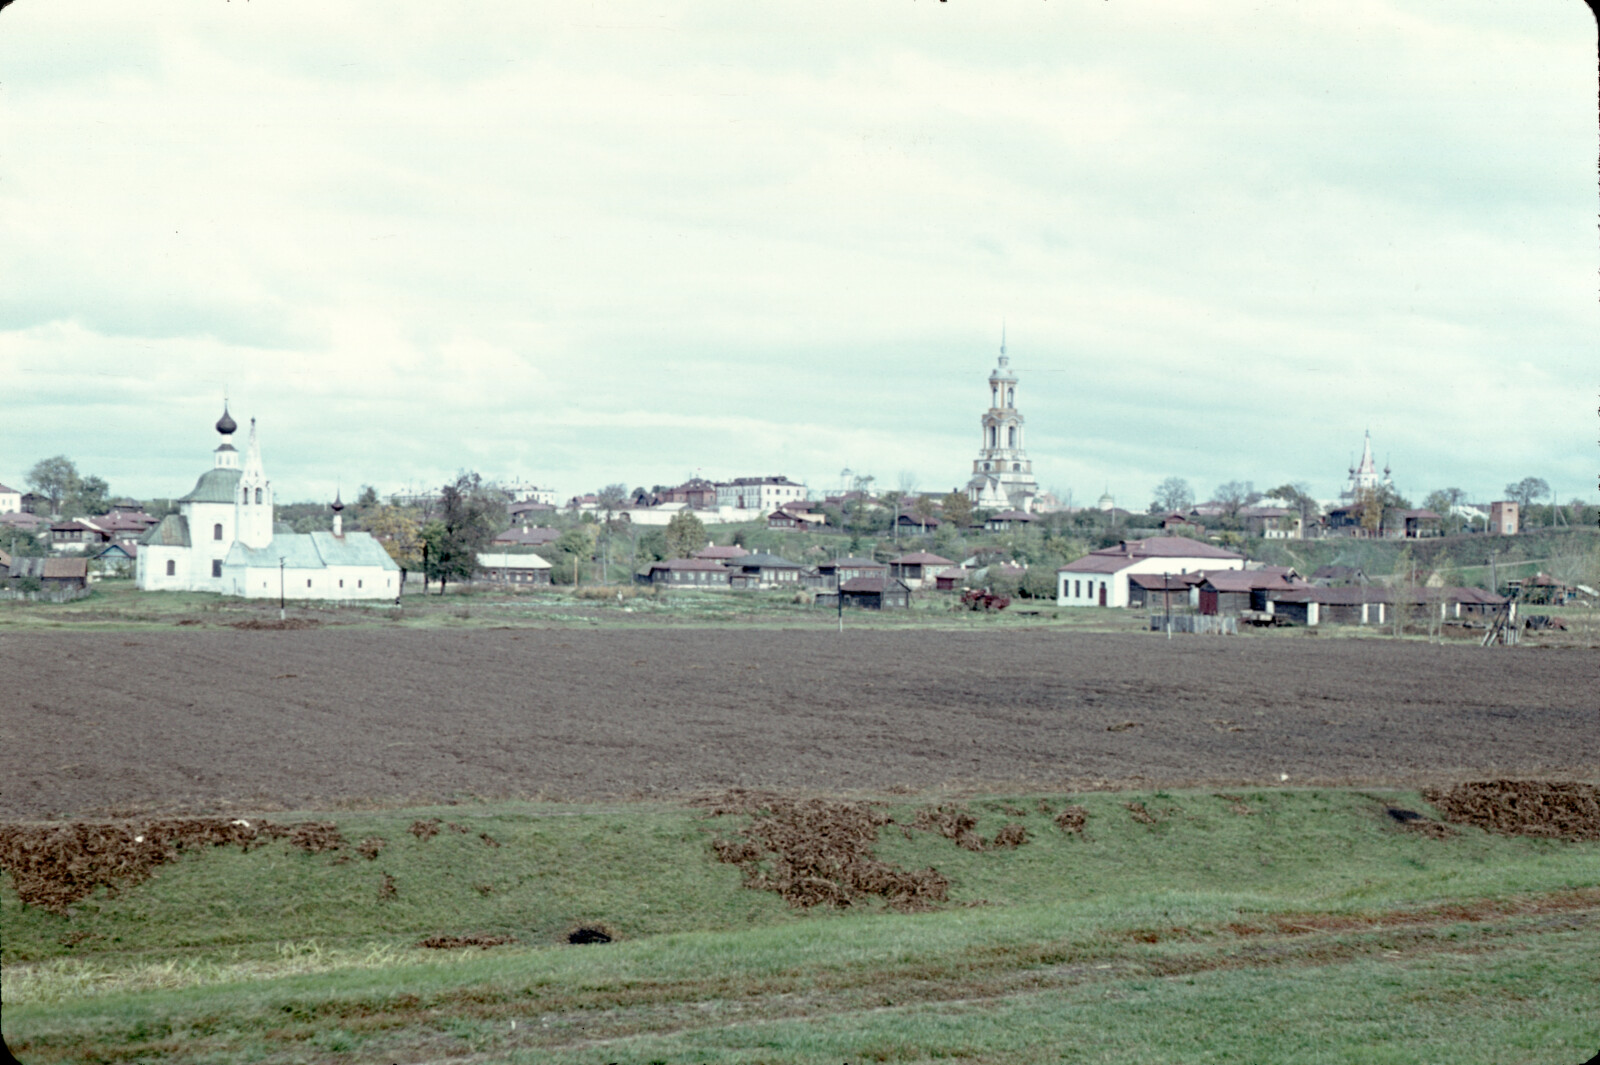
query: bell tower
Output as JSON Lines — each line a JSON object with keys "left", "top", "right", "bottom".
{"left": 964, "top": 329, "right": 1039, "bottom": 512}
{"left": 235, "top": 418, "right": 275, "bottom": 548}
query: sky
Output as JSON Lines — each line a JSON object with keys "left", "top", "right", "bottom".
{"left": 2, "top": 0, "right": 1595, "bottom": 510}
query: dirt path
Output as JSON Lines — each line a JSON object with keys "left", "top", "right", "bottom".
{"left": 3, "top": 628, "right": 1594, "bottom": 819}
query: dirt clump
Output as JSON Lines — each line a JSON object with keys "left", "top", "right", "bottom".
{"left": 1423, "top": 780, "right": 1600, "bottom": 842}
{"left": 229, "top": 618, "right": 321, "bottom": 630}
{"left": 377, "top": 871, "right": 398, "bottom": 900}
{"left": 479, "top": 832, "right": 501, "bottom": 848}
{"left": 409, "top": 819, "right": 442, "bottom": 840}
{"left": 286, "top": 821, "right": 345, "bottom": 854}
{"left": 710, "top": 794, "right": 948, "bottom": 911}
{"left": 355, "top": 836, "right": 387, "bottom": 861}
{"left": 991, "top": 822, "right": 1029, "bottom": 849}
{"left": 1125, "top": 802, "right": 1159, "bottom": 825}
{"left": 421, "top": 933, "right": 515, "bottom": 949}
{"left": 0, "top": 817, "right": 340, "bottom": 914}
{"left": 1054, "top": 805, "right": 1088, "bottom": 834}
{"left": 913, "top": 804, "right": 986, "bottom": 851}
{"left": 567, "top": 926, "right": 614, "bottom": 944}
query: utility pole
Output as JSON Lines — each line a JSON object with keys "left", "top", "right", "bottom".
{"left": 278, "top": 557, "right": 286, "bottom": 621}
{"left": 1164, "top": 570, "right": 1171, "bottom": 640}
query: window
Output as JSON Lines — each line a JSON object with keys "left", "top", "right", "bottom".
{"left": 1074, "top": 580, "right": 1081, "bottom": 597}
{"left": 358, "top": 580, "right": 363, "bottom": 588}
{"left": 166, "top": 559, "right": 176, "bottom": 576}
{"left": 307, "top": 579, "right": 312, "bottom": 587}
{"left": 241, "top": 491, "right": 248, "bottom": 505}
{"left": 213, "top": 523, "right": 223, "bottom": 540}
{"left": 1013, "top": 463, "right": 1020, "bottom": 472}
{"left": 211, "top": 560, "right": 222, "bottom": 578}
{"left": 255, "top": 488, "right": 262, "bottom": 504}
{"left": 339, "top": 579, "right": 344, "bottom": 588}
{"left": 1008, "top": 426, "right": 1016, "bottom": 447}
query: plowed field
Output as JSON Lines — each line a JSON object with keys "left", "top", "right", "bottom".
{"left": 4, "top": 628, "right": 1594, "bottom": 819}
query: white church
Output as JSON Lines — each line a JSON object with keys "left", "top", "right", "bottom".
{"left": 137, "top": 407, "right": 400, "bottom": 600}
{"left": 965, "top": 333, "right": 1040, "bottom": 513}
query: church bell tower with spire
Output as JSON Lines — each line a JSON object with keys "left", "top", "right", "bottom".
{"left": 965, "top": 329, "right": 1039, "bottom": 513}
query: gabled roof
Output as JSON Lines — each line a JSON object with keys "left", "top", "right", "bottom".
{"left": 693, "top": 544, "right": 749, "bottom": 560}
{"left": 41, "top": 557, "right": 88, "bottom": 579}
{"left": 839, "top": 577, "right": 909, "bottom": 594}
{"left": 1058, "top": 553, "right": 1140, "bottom": 574}
{"left": 648, "top": 558, "right": 730, "bottom": 572}
{"left": 1198, "top": 569, "right": 1303, "bottom": 593}
{"left": 178, "top": 468, "right": 244, "bottom": 504}
{"left": 818, "top": 556, "right": 885, "bottom": 570}
{"left": 1099, "top": 536, "right": 1244, "bottom": 560}
{"left": 476, "top": 551, "right": 552, "bottom": 569}
{"left": 890, "top": 551, "right": 955, "bottom": 565}
{"left": 223, "top": 531, "right": 400, "bottom": 571}
{"left": 0, "top": 483, "right": 17, "bottom": 494}
{"left": 139, "top": 514, "right": 191, "bottom": 547}
{"left": 987, "top": 509, "right": 1033, "bottom": 522}
{"left": 735, "top": 552, "right": 801, "bottom": 569}
{"left": 1129, "top": 573, "right": 1200, "bottom": 591}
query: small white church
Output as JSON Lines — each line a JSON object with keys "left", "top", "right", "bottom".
{"left": 137, "top": 406, "right": 400, "bottom": 600}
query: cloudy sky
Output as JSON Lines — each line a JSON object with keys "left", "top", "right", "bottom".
{"left": 2, "top": 1, "right": 1594, "bottom": 510}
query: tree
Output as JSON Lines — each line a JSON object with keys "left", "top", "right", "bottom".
{"left": 68, "top": 475, "right": 111, "bottom": 517}
{"left": 1422, "top": 488, "right": 1467, "bottom": 534}
{"left": 424, "top": 472, "right": 502, "bottom": 593}
{"left": 366, "top": 505, "right": 423, "bottom": 594}
{"left": 597, "top": 483, "right": 628, "bottom": 522}
{"left": 941, "top": 491, "right": 973, "bottom": 529}
{"left": 27, "top": 456, "right": 80, "bottom": 517}
{"left": 1504, "top": 477, "right": 1549, "bottom": 514}
{"left": 665, "top": 510, "right": 707, "bottom": 559}
{"left": 1268, "top": 482, "right": 1320, "bottom": 537}
{"left": 1150, "top": 477, "right": 1194, "bottom": 514}
{"left": 1212, "top": 481, "right": 1258, "bottom": 522}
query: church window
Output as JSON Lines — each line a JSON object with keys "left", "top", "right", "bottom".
{"left": 1007, "top": 387, "right": 1014, "bottom": 406}
{"left": 358, "top": 580, "right": 363, "bottom": 588}
{"left": 211, "top": 560, "right": 222, "bottom": 578}
{"left": 307, "top": 579, "right": 312, "bottom": 587}
{"left": 241, "top": 490, "right": 248, "bottom": 505}
{"left": 339, "top": 579, "right": 344, "bottom": 588}
{"left": 166, "top": 559, "right": 176, "bottom": 576}
{"left": 1013, "top": 463, "right": 1021, "bottom": 472}
{"left": 1008, "top": 426, "right": 1016, "bottom": 448}
{"left": 213, "top": 523, "right": 223, "bottom": 540}
{"left": 983, "top": 462, "right": 990, "bottom": 471}
{"left": 255, "top": 488, "right": 262, "bottom": 504}
{"left": 1074, "top": 580, "right": 1081, "bottom": 597}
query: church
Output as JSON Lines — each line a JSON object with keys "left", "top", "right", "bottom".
{"left": 965, "top": 334, "right": 1040, "bottom": 513}
{"left": 136, "top": 407, "right": 400, "bottom": 600}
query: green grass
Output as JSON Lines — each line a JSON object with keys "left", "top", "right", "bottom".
{"left": 4, "top": 788, "right": 1599, "bottom": 1062}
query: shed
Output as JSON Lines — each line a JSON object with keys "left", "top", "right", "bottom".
{"left": 816, "top": 576, "right": 910, "bottom": 610}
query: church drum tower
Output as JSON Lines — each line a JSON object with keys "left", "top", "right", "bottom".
{"left": 965, "top": 332, "right": 1039, "bottom": 513}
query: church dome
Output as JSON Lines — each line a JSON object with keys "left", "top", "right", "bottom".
{"left": 331, "top": 490, "right": 345, "bottom": 513}
{"left": 216, "top": 405, "right": 237, "bottom": 435}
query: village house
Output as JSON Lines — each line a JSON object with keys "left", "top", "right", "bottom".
{"left": 1239, "top": 506, "right": 1301, "bottom": 539}
{"left": 656, "top": 478, "right": 719, "bottom": 508}
{"left": 1195, "top": 568, "right": 1304, "bottom": 616}
{"left": 806, "top": 556, "right": 888, "bottom": 590}
{"left": 888, "top": 551, "right": 956, "bottom": 590}
{"left": 1127, "top": 572, "right": 1200, "bottom": 612}
{"left": 893, "top": 512, "right": 941, "bottom": 534}
{"left": 815, "top": 576, "right": 911, "bottom": 611}
{"left": 983, "top": 509, "right": 1033, "bottom": 532}
{"left": 475, "top": 551, "right": 553, "bottom": 586}
{"left": 90, "top": 540, "right": 139, "bottom": 578}
{"left": 49, "top": 520, "right": 98, "bottom": 552}
{"left": 6, "top": 555, "right": 89, "bottom": 592}
{"left": 492, "top": 525, "right": 560, "bottom": 548}
{"left": 727, "top": 552, "right": 803, "bottom": 590}
{"left": 0, "top": 482, "right": 22, "bottom": 514}
{"left": 1056, "top": 536, "right": 1245, "bottom": 608}
{"left": 933, "top": 566, "right": 969, "bottom": 591}
{"left": 1489, "top": 501, "right": 1519, "bottom": 535}
{"left": 640, "top": 557, "right": 731, "bottom": 588}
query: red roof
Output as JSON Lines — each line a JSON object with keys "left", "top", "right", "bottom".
{"left": 693, "top": 544, "right": 749, "bottom": 560}
{"left": 1198, "top": 570, "right": 1303, "bottom": 593}
{"left": 890, "top": 551, "right": 954, "bottom": 565}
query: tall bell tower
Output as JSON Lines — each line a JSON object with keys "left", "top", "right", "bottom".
{"left": 965, "top": 329, "right": 1039, "bottom": 512}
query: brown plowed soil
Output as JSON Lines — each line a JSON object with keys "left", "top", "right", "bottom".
{"left": 2, "top": 628, "right": 1595, "bottom": 820}
{"left": 1424, "top": 780, "right": 1600, "bottom": 841}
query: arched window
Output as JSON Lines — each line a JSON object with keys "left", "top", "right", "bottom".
{"left": 241, "top": 490, "right": 248, "bottom": 506}
{"left": 1007, "top": 387, "right": 1014, "bottom": 406}
{"left": 166, "top": 559, "right": 175, "bottom": 576}
{"left": 213, "top": 523, "right": 223, "bottom": 540}
{"left": 1008, "top": 426, "right": 1016, "bottom": 448}
{"left": 1012, "top": 463, "right": 1021, "bottom": 472}
{"left": 256, "top": 488, "right": 262, "bottom": 504}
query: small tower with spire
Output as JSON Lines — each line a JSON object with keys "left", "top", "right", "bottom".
{"left": 235, "top": 417, "right": 275, "bottom": 548}
{"left": 331, "top": 490, "right": 345, "bottom": 538}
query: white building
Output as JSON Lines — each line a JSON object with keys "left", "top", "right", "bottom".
{"left": 965, "top": 332, "right": 1039, "bottom": 513}
{"left": 0, "top": 482, "right": 22, "bottom": 515}
{"left": 715, "top": 476, "right": 807, "bottom": 512}
{"left": 1340, "top": 431, "right": 1393, "bottom": 504}
{"left": 137, "top": 407, "right": 400, "bottom": 600}
{"left": 1056, "top": 536, "right": 1245, "bottom": 608}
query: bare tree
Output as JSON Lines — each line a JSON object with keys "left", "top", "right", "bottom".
{"left": 1150, "top": 477, "right": 1194, "bottom": 514}
{"left": 1213, "top": 481, "right": 1257, "bottom": 521}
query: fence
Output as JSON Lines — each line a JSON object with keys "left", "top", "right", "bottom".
{"left": 1, "top": 586, "right": 93, "bottom": 604}
{"left": 1150, "top": 614, "right": 1237, "bottom": 635}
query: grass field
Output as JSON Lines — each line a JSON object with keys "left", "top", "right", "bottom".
{"left": 5, "top": 788, "right": 1598, "bottom": 1063}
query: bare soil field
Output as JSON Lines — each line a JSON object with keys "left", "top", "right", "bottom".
{"left": 2, "top": 628, "right": 1594, "bottom": 820}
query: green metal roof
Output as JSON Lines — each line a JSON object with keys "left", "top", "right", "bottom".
{"left": 138, "top": 514, "right": 190, "bottom": 547}
{"left": 224, "top": 531, "right": 399, "bottom": 572}
{"left": 177, "top": 468, "right": 243, "bottom": 504}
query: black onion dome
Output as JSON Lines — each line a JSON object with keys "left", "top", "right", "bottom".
{"left": 216, "top": 405, "right": 238, "bottom": 435}
{"left": 331, "top": 490, "right": 345, "bottom": 512}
